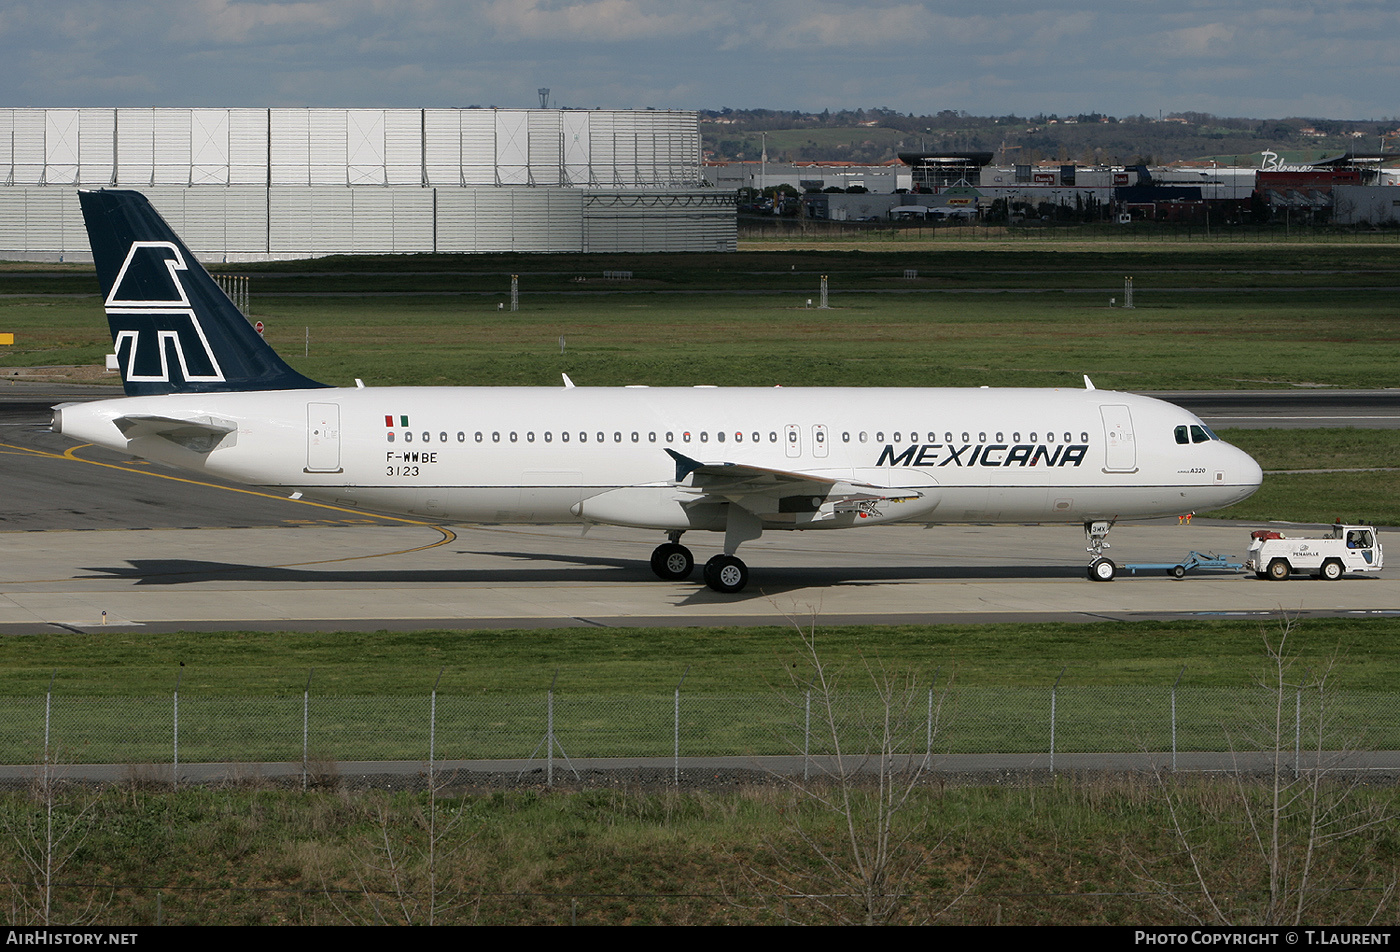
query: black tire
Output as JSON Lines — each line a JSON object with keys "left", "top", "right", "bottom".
{"left": 1268, "top": 559, "right": 1291, "bottom": 581}
{"left": 650, "top": 543, "right": 694, "bottom": 581}
{"left": 1171, "top": 565, "right": 1186, "bottom": 579}
{"left": 703, "top": 554, "right": 749, "bottom": 593}
{"left": 1320, "top": 559, "right": 1344, "bottom": 582}
{"left": 1089, "top": 558, "right": 1116, "bottom": 582}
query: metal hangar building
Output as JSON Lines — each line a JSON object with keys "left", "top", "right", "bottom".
{"left": 0, "top": 107, "right": 735, "bottom": 261}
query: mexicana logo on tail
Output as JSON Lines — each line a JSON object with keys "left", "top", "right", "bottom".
{"left": 78, "top": 189, "right": 327, "bottom": 396}
{"left": 105, "top": 241, "right": 225, "bottom": 385}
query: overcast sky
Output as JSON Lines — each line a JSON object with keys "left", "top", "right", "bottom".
{"left": 2, "top": 0, "right": 1395, "bottom": 120}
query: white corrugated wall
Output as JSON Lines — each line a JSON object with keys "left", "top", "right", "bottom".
{"left": 0, "top": 107, "right": 731, "bottom": 260}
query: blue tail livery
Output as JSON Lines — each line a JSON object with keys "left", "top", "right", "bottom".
{"left": 78, "top": 189, "right": 326, "bottom": 396}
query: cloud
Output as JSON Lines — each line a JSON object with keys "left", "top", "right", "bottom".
{"left": 0, "top": 0, "right": 1396, "bottom": 117}
{"left": 477, "top": 0, "right": 711, "bottom": 42}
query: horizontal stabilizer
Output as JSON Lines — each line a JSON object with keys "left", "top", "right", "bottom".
{"left": 112, "top": 414, "right": 238, "bottom": 453}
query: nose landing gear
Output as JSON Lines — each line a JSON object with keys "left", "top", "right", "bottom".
{"left": 1086, "top": 520, "right": 1117, "bottom": 582}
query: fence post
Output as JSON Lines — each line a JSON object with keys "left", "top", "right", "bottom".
{"left": 1172, "top": 666, "right": 1185, "bottom": 773}
{"left": 302, "top": 669, "right": 314, "bottom": 792}
{"left": 803, "top": 688, "right": 811, "bottom": 782}
{"left": 926, "top": 665, "right": 941, "bottom": 767}
{"left": 44, "top": 671, "right": 54, "bottom": 787}
{"left": 1294, "top": 687, "right": 1302, "bottom": 779}
{"left": 1050, "top": 666, "right": 1065, "bottom": 774}
{"left": 430, "top": 668, "right": 444, "bottom": 790}
{"left": 547, "top": 669, "right": 557, "bottom": 788}
{"left": 173, "top": 665, "right": 183, "bottom": 791}
{"left": 674, "top": 667, "right": 689, "bottom": 786}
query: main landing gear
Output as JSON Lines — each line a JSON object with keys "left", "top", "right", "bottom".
{"left": 649, "top": 534, "right": 694, "bottom": 581}
{"left": 649, "top": 517, "right": 758, "bottom": 595}
{"left": 649, "top": 538, "right": 751, "bottom": 593}
{"left": 1085, "top": 519, "right": 1117, "bottom": 582}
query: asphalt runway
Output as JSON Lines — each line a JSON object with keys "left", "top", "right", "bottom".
{"left": 3, "top": 379, "right": 1398, "bottom": 634}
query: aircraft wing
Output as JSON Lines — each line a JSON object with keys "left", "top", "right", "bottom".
{"left": 665, "top": 448, "right": 920, "bottom": 514}
{"left": 111, "top": 414, "right": 238, "bottom": 453}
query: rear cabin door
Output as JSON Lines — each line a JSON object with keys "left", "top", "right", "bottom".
{"left": 306, "top": 402, "right": 342, "bottom": 473}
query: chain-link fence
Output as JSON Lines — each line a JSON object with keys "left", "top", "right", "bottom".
{"left": 5, "top": 680, "right": 1399, "bottom": 786}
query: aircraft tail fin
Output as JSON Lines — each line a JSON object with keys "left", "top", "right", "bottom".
{"left": 78, "top": 189, "right": 327, "bottom": 396}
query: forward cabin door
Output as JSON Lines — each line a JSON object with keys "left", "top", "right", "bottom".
{"left": 1100, "top": 404, "right": 1136, "bottom": 473}
{"left": 306, "top": 402, "right": 342, "bottom": 473}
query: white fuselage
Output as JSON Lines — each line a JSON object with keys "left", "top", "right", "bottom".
{"left": 54, "top": 385, "right": 1262, "bottom": 532}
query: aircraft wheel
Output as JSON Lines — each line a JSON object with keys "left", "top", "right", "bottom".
{"left": 1089, "top": 558, "right": 1116, "bottom": 582}
{"left": 703, "top": 554, "right": 749, "bottom": 594}
{"left": 1320, "top": 559, "right": 1344, "bottom": 582}
{"left": 650, "top": 543, "right": 694, "bottom": 580}
{"left": 1267, "top": 559, "right": 1292, "bottom": 581}
{"left": 1171, "top": 565, "right": 1186, "bottom": 579}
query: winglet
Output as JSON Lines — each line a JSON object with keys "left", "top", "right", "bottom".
{"left": 562, "top": 373, "right": 575, "bottom": 389}
{"left": 1083, "top": 375, "right": 1096, "bottom": 390}
{"left": 665, "top": 448, "right": 704, "bottom": 482}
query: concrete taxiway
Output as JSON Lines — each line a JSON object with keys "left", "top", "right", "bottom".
{"left": 2, "top": 519, "right": 1396, "bottom": 634}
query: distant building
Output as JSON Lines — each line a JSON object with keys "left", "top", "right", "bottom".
{"left": 704, "top": 160, "right": 907, "bottom": 194}
{"left": 0, "top": 107, "right": 735, "bottom": 261}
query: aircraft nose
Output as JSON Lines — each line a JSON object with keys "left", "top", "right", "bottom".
{"left": 1238, "top": 445, "right": 1263, "bottom": 489}
{"left": 1228, "top": 442, "right": 1264, "bottom": 500}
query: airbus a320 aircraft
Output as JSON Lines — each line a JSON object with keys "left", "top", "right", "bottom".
{"left": 54, "top": 189, "right": 1263, "bottom": 592}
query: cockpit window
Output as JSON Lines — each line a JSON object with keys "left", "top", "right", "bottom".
{"left": 1190, "top": 425, "right": 1210, "bottom": 443}
{"left": 1174, "top": 425, "right": 1189, "bottom": 445}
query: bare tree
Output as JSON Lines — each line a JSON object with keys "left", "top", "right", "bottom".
{"left": 1141, "top": 616, "right": 1396, "bottom": 925}
{"left": 328, "top": 779, "right": 479, "bottom": 926}
{"left": 1, "top": 761, "right": 107, "bottom": 925}
{"left": 737, "top": 615, "right": 973, "bottom": 925}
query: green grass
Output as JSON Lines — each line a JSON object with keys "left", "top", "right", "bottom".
{"left": 1205, "top": 428, "right": 1400, "bottom": 525}
{"left": 8, "top": 619, "right": 1399, "bottom": 763}
{"left": 9, "top": 289, "right": 1391, "bottom": 391}
{"left": 5, "top": 241, "right": 1400, "bottom": 391}
{"left": 4, "top": 619, "right": 1399, "bottom": 697}
{"left": 3, "top": 780, "right": 1395, "bottom": 925}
